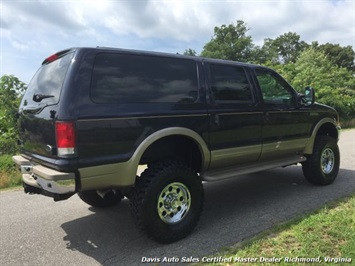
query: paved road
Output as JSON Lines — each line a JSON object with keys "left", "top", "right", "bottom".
{"left": 1, "top": 130, "right": 354, "bottom": 266}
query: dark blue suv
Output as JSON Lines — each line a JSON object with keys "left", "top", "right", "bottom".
{"left": 13, "top": 47, "right": 340, "bottom": 243}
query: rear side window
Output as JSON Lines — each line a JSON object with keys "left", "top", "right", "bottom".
{"left": 210, "top": 64, "right": 252, "bottom": 102}
{"left": 91, "top": 53, "right": 198, "bottom": 103}
{"left": 21, "top": 52, "right": 73, "bottom": 107}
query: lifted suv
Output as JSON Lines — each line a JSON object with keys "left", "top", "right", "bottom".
{"left": 13, "top": 47, "right": 340, "bottom": 243}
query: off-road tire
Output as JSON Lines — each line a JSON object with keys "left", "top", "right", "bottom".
{"left": 78, "top": 190, "right": 123, "bottom": 208}
{"left": 131, "top": 160, "right": 204, "bottom": 243}
{"left": 302, "top": 135, "right": 340, "bottom": 185}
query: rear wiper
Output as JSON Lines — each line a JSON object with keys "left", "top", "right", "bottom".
{"left": 33, "top": 94, "right": 55, "bottom": 102}
{"left": 21, "top": 106, "right": 43, "bottom": 115}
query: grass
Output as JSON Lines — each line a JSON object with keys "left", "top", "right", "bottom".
{"left": 0, "top": 154, "right": 22, "bottom": 189}
{"left": 197, "top": 195, "right": 355, "bottom": 266}
{"left": 0, "top": 171, "right": 21, "bottom": 190}
{"left": 341, "top": 118, "right": 355, "bottom": 129}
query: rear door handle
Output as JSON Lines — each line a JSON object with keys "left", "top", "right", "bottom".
{"left": 264, "top": 111, "right": 270, "bottom": 122}
{"left": 213, "top": 114, "right": 220, "bottom": 126}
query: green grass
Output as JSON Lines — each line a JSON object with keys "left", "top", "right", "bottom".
{"left": 0, "top": 154, "right": 22, "bottom": 189}
{"left": 0, "top": 171, "right": 21, "bottom": 190}
{"left": 197, "top": 195, "right": 355, "bottom": 266}
{"left": 341, "top": 118, "right": 355, "bottom": 129}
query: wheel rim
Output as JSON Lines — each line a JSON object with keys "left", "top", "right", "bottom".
{"left": 321, "top": 147, "right": 335, "bottom": 174}
{"left": 157, "top": 182, "right": 191, "bottom": 224}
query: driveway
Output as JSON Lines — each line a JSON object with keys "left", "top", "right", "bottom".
{"left": 1, "top": 129, "right": 354, "bottom": 265}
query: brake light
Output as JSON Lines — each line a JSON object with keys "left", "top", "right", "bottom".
{"left": 42, "top": 54, "right": 59, "bottom": 65}
{"left": 56, "top": 121, "right": 76, "bottom": 157}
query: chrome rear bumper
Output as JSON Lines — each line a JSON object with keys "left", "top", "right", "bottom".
{"left": 13, "top": 155, "right": 76, "bottom": 201}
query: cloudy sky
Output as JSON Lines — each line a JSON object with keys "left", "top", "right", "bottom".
{"left": 1, "top": 0, "right": 354, "bottom": 84}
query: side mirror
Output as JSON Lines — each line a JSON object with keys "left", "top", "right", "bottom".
{"left": 304, "top": 86, "right": 315, "bottom": 105}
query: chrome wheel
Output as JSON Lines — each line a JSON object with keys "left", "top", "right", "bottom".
{"left": 132, "top": 160, "right": 204, "bottom": 243}
{"left": 158, "top": 182, "right": 191, "bottom": 224}
{"left": 321, "top": 148, "right": 335, "bottom": 174}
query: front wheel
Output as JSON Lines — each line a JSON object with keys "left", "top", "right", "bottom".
{"left": 302, "top": 135, "right": 340, "bottom": 185}
{"left": 131, "top": 160, "right": 204, "bottom": 243}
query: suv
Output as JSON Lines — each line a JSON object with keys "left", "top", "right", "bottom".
{"left": 13, "top": 47, "right": 340, "bottom": 243}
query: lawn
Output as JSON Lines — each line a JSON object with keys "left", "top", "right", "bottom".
{"left": 198, "top": 195, "right": 355, "bottom": 265}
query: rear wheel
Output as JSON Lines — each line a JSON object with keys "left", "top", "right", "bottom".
{"left": 302, "top": 136, "right": 340, "bottom": 185}
{"left": 78, "top": 189, "right": 123, "bottom": 208}
{"left": 131, "top": 160, "right": 204, "bottom": 243}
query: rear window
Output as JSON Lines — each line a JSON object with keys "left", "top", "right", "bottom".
{"left": 21, "top": 52, "right": 73, "bottom": 107}
{"left": 210, "top": 64, "right": 252, "bottom": 102}
{"left": 90, "top": 53, "right": 198, "bottom": 104}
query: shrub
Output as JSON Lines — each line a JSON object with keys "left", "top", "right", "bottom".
{"left": 0, "top": 154, "right": 21, "bottom": 189}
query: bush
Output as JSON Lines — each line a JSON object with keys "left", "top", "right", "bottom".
{"left": 0, "top": 74, "right": 26, "bottom": 156}
{"left": 0, "top": 134, "right": 18, "bottom": 155}
{"left": 0, "top": 154, "right": 16, "bottom": 171}
{"left": 0, "top": 154, "right": 21, "bottom": 189}
{"left": 281, "top": 48, "right": 355, "bottom": 121}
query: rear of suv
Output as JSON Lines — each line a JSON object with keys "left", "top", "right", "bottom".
{"left": 13, "top": 47, "right": 340, "bottom": 243}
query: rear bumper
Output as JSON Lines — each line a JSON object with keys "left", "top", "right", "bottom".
{"left": 13, "top": 155, "right": 77, "bottom": 201}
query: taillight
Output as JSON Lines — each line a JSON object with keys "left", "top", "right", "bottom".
{"left": 42, "top": 54, "right": 59, "bottom": 65}
{"left": 42, "top": 49, "right": 72, "bottom": 65}
{"left": 55, "top": 121, "right": 76, "bottom": 157}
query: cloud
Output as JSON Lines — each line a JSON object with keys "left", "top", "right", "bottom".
{"left": 240, "top": 0, "right": 354, "bottom": 46}
{"left": 101, "top": 1, "right": 211, "bottom": 41}
{"left": 2, "top": 1, "right": 85, "bottom": 34}
{"left": 2, "top": 0, "right": 353, "bottom": 48}
{"left": 0, "top": 0, "right": 354, "bottom": 83}
{"left": 0, "top": 17, "right": 10, "bottom": 30}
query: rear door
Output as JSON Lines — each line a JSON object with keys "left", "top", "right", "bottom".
{"left": 18, "top": 50, "right": 74, "bottom": 160}
{"left": 206, "top": 62, "right": 263, "bottom": 169}
{"left": 75, "top": 52, "right": 210, "bottom": 168}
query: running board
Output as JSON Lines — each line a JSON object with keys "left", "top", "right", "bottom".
{"left": 201, "top": 155, "right": 306, "bottom": 182}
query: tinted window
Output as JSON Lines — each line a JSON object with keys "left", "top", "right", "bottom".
{"left": 91, "top": 53, "right": 198, "bottom": 103}
{"left": 21, "top": 52, "right": 73, "bottom": 107}
{"left": 210, "top": 64, "right": 252, "bottom": 102}
{"left": 255, "top": 69, "right": 295, "bottom": 106}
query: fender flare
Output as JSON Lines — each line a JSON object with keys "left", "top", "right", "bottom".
{"left": 79, "top": 127, "right": 210, "bottom": 189}
{"left": 125, "top": 127, "right": 210, "bottom": 184}
{"left": 304, "top": 118, "right": 340, "bottom": 154}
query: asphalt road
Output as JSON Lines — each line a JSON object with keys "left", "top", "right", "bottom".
{"left": 1, "top": 130, "right": 354, "bottom": 266}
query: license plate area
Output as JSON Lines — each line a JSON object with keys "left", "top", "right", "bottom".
{"left": 20, "top": 165, "right": 33, "bottom": 174}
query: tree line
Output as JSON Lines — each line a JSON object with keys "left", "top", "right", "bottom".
{"left": 183, "top": 20, "right": 355, "bottom": 121}
{"left": 1, "top": 20, "right": 354, "bottom": 156}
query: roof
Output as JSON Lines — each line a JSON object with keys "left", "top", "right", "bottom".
{"left": 67, "top": 46, "right": 263, "bottom": 68}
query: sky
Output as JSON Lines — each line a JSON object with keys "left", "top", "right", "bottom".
{"left": 1, "top": 0, "right": 354, "bottom": 84}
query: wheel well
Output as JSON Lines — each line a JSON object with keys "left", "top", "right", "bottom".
{"left": 139, "top": 135, "right": 203, "bottom": 172}
{"left": 316, "top": 123, "right": 338, "bottom": 139}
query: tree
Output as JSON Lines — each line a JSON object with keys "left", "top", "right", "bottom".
{"left": 200, "top": 20, "right": 254, "bottom": 62}
{"left": 291, "top": 49, "right": 355, "bottom": 120}
{"left": 255, "top": 38, "right": 279, "bottom": 64}
{"left": 0, "top": 75, "right": 26, "bottom": 154}
{"left": 261, "top": 32, "right": 309, "bottom": 64}
{"left": 183, "top": 49, "right": 197, "bottom": 56}
{"left": 315, "top": 43, "right": 355, "bottom": 72}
